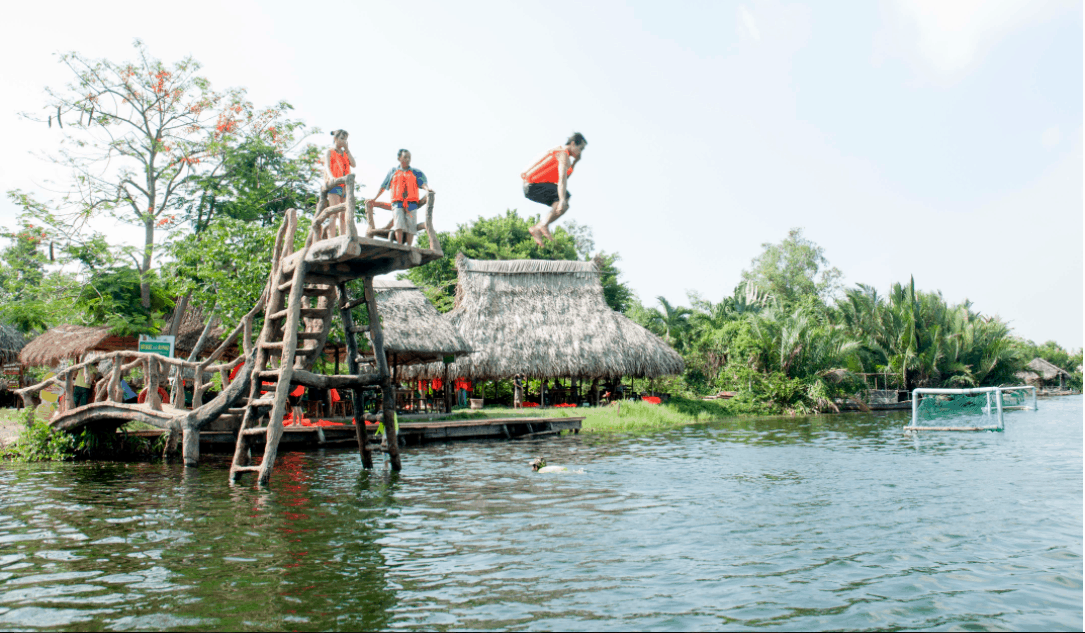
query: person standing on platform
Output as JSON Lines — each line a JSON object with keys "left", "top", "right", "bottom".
{"left": 521, "top": 133, "right": 587, "bottom": 246}
{"left": 325, "top": 130, "right": 356, "bottom": 237}
{"left": 367, "top": 149, "right": 432, "bottom": 246}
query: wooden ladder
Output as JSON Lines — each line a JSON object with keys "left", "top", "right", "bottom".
{"left": 229, "top": 178, "right": 402, "bottom": 485}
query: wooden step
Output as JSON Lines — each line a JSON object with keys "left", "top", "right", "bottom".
{"left": 297, "top": 332, "right": 324, "bottom": 341}
{"left": 256, "top": 370, "right": 282, "bottom": 380}
{"left": 260, "top": 342, "right": 285, "bottom": 350}
{"left": 348, "top": 325, "right": 370, "bottom": 334}
{"left": 303, "top": 286, "right": 336, "bottom": 297}
{"left": 231, "top": 465, "right": 262, "bottom": 473}
{"left": 242, "top": 427, "right": 270, "bottom": 436}
{"left": 249, "top": 398, "right": 275, "bottom": 408}
{"left": 270, "top": 307, "right": 331, "bottom": 320}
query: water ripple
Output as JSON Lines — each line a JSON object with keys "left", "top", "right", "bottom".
{"left": 0, "top": 398, "right": 1079, "bottom": 630}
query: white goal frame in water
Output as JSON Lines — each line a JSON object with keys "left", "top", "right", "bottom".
{"left": 999, "top": 385, "right": 1038, "bottom": 411}
{"left": 905, "top": 386, "right": 1036, "bottom": 432}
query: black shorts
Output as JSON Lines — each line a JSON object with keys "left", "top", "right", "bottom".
{"left": 523, "top": 182, "right": 570, "bottom": 206}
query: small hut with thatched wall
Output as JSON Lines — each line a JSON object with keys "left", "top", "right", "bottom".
{"left": 18, "top": 325, "right": 134, "bottom": 369}
{"left": 0, "top": 325, "right": 29, "bottom": 405}
{"left": 404, "top": 255, "right": 683, "bottom": 405}
{"left": 360, "top": 279, "right": 470, "bottom": 413}
{"left": 0, "top": 325, "right": 28, "bottom": 367}
{"left": 1016, "top": 357, "right": 1072, "bottom": 391}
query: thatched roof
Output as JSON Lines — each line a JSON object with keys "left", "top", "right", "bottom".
{"left": 403, "top": 256, "right": 684, "bottom": 380}
{"left": 17, "top": 301, "right": 234, "bottom": 368}
{"left": 18, "top": 325, "right": 135, "bottom": 367}
{"left": 0, "top": 325, "right": 28, "bottom": 365}
{"left": 1016, "top": 357, "right": 1071, "bottom": 384}
{"left": 365, "top": 278, "right": 470, "bottom": 366}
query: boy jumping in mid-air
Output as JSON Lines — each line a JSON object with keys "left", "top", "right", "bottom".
{"left": 521, "top": 132, "right": 587, "bottom": 246}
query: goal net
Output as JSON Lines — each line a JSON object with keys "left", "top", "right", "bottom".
{"left": 999, "top": 385, "right": 1038, "bottom": 411}
{"left": 909, "top": 386, "right": 1037, "bottom": 430}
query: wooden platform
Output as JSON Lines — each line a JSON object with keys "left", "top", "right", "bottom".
{"left": 127, "top": 416, "right": 583, "bottom": 452}
{"left": 285, "top": 235, "right": 443, "bottom": 280}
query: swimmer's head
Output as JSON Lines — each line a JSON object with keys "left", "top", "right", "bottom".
{"left": 530, "top": 457, "right": 546, "bottom": 471}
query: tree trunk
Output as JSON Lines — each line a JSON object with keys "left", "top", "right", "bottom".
{"left": 141, "top": 218, "right": 154, "bottom": 309}
{"left": 169, "top": 293, "right": 190, "bottom": 338}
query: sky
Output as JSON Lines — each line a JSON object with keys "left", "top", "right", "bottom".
{"left": 1, "top": 0, "right": 1082, "bottom": 348}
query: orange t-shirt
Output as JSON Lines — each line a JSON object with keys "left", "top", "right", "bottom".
{"left": 521, "top": 147, "right": 573, "bottom": 184}
{"left": 329, "top": 150, "right": 351, "bottom": 179}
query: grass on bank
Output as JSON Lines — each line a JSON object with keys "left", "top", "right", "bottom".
{"left": 418, "top": 396, "right": 767, "bottom": 433}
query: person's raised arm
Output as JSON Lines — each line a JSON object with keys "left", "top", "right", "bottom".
{"left": 342, "top": 138, "right": 356, "bottom": 168}
{"left": 556, "top": 150, "right": 570, "bottom": 204}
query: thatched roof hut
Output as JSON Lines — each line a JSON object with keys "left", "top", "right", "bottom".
{"left": 0, "top": 325, "right": 28, "bottom": 365}
{"left": 18, "top": 325, "right": 135, "bottom": 368}
{"left": 1016, "top": 357, "right": 1072, "bottom": 388}
{"left": 403, "top": 256, "right": 683, "bottom": 380}
{"left": 364, "top": 278, "right": 470, "bottom": 366}
{"left": 17, "top": 302, "right": 234, "bottom": 368}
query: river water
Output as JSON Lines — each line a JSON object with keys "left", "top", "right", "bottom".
{"left": 0, "top": 397, "right": 1080, "bottom": 631}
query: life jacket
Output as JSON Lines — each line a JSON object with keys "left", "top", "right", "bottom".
{"left": 521, "top": 147, "right": 573, "bottom": 184}
{"left": 390, "top": 168, "right": 420, "bottom": 205}
{"left": 329, "top": 149, "right": 351, "bottom": 179}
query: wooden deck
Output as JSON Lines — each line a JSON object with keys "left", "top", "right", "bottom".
{"left": 127, "top": 416, "right": 583, "bottom": 452}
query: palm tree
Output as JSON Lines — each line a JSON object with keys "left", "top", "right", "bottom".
{"left": 643, "top": 296, "right": 692, "bottom": 351}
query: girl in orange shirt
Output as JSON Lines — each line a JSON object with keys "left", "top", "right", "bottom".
{"left": 325, "top": 130, "right": 356, "bottom": 236}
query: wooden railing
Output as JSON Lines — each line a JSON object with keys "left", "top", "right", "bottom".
{"left": 16, "top": 351, "right": 247, "bottom": 416}
{"left": 14, "top": 210, "right": 290, "bottom": 420}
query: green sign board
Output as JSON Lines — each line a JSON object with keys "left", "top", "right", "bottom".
{"left": 138, "top": 335, "right": 175, "bottom": 358}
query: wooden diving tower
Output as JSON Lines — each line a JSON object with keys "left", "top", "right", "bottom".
{"left": 17, "top": 174, "right": 442, "bottom": 485}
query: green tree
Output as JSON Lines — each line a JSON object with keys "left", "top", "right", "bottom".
{"left": 741, "top": 228, "right": 842, "bottom": 308}
{"left": 19, "top": 40, "right": 299, "bottom": 308}
{"left": 0, "top": 221, "right": 55, "bottom": 331}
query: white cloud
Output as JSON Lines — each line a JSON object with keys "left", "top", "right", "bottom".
{"left": 739, "top": 6, "right": 761, "bottom": 41}
{"left": 888, "top": 0, "right": 1049, "bottom": 74}
{"left": 1041, "top": 126, "right": 1061, "bottom": 148}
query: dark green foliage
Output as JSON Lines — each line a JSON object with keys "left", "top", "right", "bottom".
{"left": 76, "top": 267, "right": 173, "bottom": 335}
{"left": 7, "top": 422, "right": 77, "bottom": 461}
{"left": 181, "top": 137, "right": 322, "bottom": 232}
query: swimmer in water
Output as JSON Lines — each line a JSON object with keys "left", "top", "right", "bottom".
{"left": 531, "top": 457, "right": 583, "bottom": 473}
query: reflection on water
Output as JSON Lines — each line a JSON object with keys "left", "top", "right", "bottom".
{"left": 0, "top": 398, "right": 1080, "bottom": 630}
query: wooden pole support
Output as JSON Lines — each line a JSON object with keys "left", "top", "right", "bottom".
{"left": 364, "top": 276, "right": 401, "bottom": 471}
{"left": 182, "top": 422, "right": 200, "bottom": 467}
{"left": 338, "top": 282, "right": 373, "bottom": 469}
{"left": 148, "top": 358, "right": 162, "bottom": 411}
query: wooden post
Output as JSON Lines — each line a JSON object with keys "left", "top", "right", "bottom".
{"left": 345, "top": 174, "right": 358, "bottom": 240}
{"left": 63, "top": 371, "right": 73, "bottom": 413}
{"left": 164, "top": 423, "right": 179, "bottom": 460}
{"left": 182, "top": 421, "right": 199, "bottom": 467}
{"left": 591, "top": 377, "right": 600, "bottom": 406}
{"left": 364, "top": 277, "right": 401, "bottom": 471}
{"left": 192, "top": 365, "right": 205, "bottom": 409}
{"left": 147, "top": 358, "right": 162, "bottom": 411}
{"left": 109, "top": 356, "right": 122, "bottom": 402}
{"left": 444, "top": 365, "right": 452, "bottom": 413}
{"left": 172, "top": 367, "right": 185, "bottom": 410}
{"left": 339, "top": 282, "right": 373, "bottom": 469}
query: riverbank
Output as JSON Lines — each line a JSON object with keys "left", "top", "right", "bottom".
{"left": 412, "top": 397, "right": 751, "bottom": 433}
